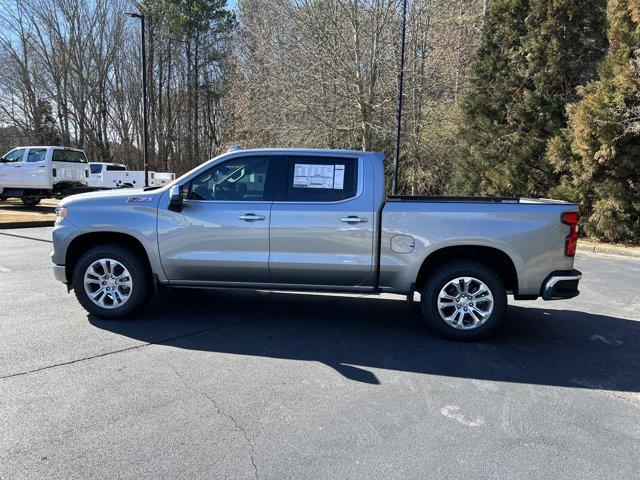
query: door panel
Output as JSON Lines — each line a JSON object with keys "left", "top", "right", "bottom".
{"left": 269, "top": 156, "right": 375, "bottom": 287}
{"left": 157, "top": 155, "right": 274, "bottom": 283}
{"left": 158, "top": 201, "right": 272, "bottom": 282}
{"left": 22, "top": 148, "right": 50, "bottom": 188}
{"left": 0, "top": 148, "right": 26, "bottom": 187}
{"left": 0, "top": 162, "right": 9, "bottom": 187}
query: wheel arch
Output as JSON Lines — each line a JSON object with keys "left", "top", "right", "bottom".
{"left": 414, "top": 245, "right": 518, "bottom": 295}
{"left": 65, "top": 231, "right": 152, "bottom": 285}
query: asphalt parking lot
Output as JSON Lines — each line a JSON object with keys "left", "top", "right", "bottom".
{"left": 1, "top": 227, "right": 639, "bottom": 479}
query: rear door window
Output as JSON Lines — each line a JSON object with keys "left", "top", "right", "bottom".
{"left": 106, "top": 164, "right": 127, "bottom": 171}
{"left": 285, "top": 157, "right": 358, "bottom": 202}
{"left": 53, "top": 150, "right": 87, "bottom": 163}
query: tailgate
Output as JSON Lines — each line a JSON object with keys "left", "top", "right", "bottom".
{"left": 53, "top": 161, "right": 89, "bottom": 183}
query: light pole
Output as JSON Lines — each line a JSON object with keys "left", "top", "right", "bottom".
{"left": 392, "top": 0, "right": 408, "bottom": 196}
{"left": 126, "top": 11, "right": 149, "bottom": 187}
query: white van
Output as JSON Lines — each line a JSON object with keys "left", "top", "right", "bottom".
{"left": 0, "top": 146, "right": 90, "bottom": 206}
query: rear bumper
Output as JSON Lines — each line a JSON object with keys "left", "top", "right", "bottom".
{"left": 52, "top": 263, "right": 67, "bottom": 284}
{"left": 541, "top": 269, "right": 582, "bottom": 300}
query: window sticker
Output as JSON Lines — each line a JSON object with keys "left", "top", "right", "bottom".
{"left": 293, "top": 163, "right": 344, "bottom": 189}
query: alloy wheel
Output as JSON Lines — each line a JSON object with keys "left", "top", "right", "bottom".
{"left": 83, "top": 258, "right": 133, "bottom": 309}
{"left": 436, "top": 276, "right": 494, "bottom": 330}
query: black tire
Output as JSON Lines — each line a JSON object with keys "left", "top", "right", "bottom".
{"left": 72, "top": 244, "right": 152, "bottom": 319}
{"left": 21, "top": 196, "right": 41, "bottom": 207}
{"left": 420, "top": 260, "right": 507, "bottom": 341}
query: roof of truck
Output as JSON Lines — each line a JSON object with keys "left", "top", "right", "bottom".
{"left": 223, "top": 147, "right": 383, "bottom": 158}
{"left": 14, "top": 145, "right": 85, "bottom": 151}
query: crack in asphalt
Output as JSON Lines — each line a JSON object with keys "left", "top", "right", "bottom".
{"left": 0, "top": 296, "right": 347, "bottom": 381}
{"left": 0, "top": 231, "right": 53, "bottom": 243}
{"left": 153, "top": 355, "right": 260, "bottom": 480}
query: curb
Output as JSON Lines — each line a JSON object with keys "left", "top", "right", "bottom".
{"left": 0, "top": 220, "right": 55, "bottom": 230}
{"left": 577, "top": 242, "right": 640, "bottom": 259}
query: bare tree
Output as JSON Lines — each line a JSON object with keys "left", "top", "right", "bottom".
{"left": 0, "top": 0, "right": 233, "bottom": 172}
{"left": 228, "top": 0, "right": 487, "bottom": 194}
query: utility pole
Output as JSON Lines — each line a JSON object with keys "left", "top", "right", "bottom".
{"left": 392, "top": 0, "right": 408, "bottom": 196}
{"left": 126, "top": 11, "right": 149, "bottom": 187}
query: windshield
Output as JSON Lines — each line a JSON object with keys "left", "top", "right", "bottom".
{"left": 90, "top": 164, "right": 102, "bottom": 174}
{"left": 53, "top": 149, "right": 88, "bottom": 163}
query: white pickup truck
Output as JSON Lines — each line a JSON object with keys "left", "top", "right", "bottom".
{"left": 89, "top": 163, "right": 175, "bottom": 189}
{"left": 0, "top": 146, "right": 91, "bottom": 206}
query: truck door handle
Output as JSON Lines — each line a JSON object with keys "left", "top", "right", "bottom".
{"left": 238, "top": 213, "right": 265, "bottom": 221}
{"left": 341, "top": 216, "right": 368, "bottom": 223}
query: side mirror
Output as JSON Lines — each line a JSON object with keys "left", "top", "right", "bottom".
{"left": 168, "top": 184, "right": 184, "bottom": 212}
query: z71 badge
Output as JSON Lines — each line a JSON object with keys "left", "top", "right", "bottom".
{"left": 126, "top": 196, "right": 153, "bottom": 203}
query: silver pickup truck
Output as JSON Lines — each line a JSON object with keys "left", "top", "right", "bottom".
{"left": 51, "top": 148, "right": 581, "bottom": 340}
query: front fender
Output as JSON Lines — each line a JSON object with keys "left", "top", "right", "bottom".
{"left": 55, "top": 192, "right": 166, "bottom": 282}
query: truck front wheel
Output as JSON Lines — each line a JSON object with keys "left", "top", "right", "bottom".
{"left": 420, "top": 260, "right": 507, "bottom": 340}
{"left": 72, "top": 244, "right": 152, "bottom": 319}
{"left": 21, "top": 196, "right": 41, "bottom": 207}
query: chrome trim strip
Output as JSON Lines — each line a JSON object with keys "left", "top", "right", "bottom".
{"left": 167, "top": 280, "right": 377, "bottom": 293}
{"left": 542, "top": 272, "right": 582, "bottom": 300}
{"left": 545, "top": 274, "right": 582, "bottom": 289}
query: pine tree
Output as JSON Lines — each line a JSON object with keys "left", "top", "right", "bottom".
{"left": 452, "top": 0, "right": 607, "bottom": 197}
{"left": 450, "top": 0, "right": 530, "bottom": 196}
{"left": 33, "top": 100, "right": 61, "bottom": 146}
{"left": 549, "top": 0, "right": 640, "bottom": 243}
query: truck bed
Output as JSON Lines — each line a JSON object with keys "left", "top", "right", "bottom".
{"left": 379, "top": 196, "right": 578, "bottom": 296}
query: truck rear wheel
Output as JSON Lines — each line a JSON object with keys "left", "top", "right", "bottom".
{"left": 72, "top": 244, "right": 152, "bottom": 319}
{"left": 420, "top": 260, "right": 507, "bottom": 340}
{"left": 21, "top": 196, "right": 41, "bottom": 207}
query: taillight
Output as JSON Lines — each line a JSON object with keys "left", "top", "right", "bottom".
{"left": 52, "top": 168, "right": 57, "bottom": 177}
{"left": 561, "top": 212, "right": 580, "bottom": 257}
{"left": 85, "top": 169, "right": 89, "bottom": 178}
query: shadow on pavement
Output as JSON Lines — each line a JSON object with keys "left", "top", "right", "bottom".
{"left": 89, "top": 288, "right": 640, "bottom": 389}
{"left": 0, "top": 203, "right": 57, "bottom": 214}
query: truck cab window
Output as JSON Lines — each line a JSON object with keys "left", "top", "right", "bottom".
{"left": 286, "top": 157, "right": 357, "bottom": 202}
{"left": 90, "top": 164, "right": 103, "bottom": 174}
{"left": 26, "top": 148, "right": 47, "bottom": 163}
{"left": 2, "top": 148, "right": 26, "bottom": 163}
{"left": 106, "top": 165, "right": 127, "bottom": 171}
{"left": 188, "top": 157, "right": 271, "bottom": 202}
{"left": 53, "top": 150, "right": 88, "bottom": 163}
